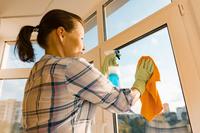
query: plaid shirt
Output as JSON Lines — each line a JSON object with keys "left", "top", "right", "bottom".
{"left": 22, "top": 54, "right": 134, "bottom": 133}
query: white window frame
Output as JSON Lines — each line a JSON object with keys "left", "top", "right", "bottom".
{"left": 99, "top": 0, "right": 200, "bottom": 133}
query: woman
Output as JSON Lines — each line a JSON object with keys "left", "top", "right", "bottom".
{"left": 15, "top": 9, "right": 154, "bottom": 133}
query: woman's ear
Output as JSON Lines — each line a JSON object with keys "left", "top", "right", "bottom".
{"left": 56, "top": 26, "right": 65, "bottom": 45}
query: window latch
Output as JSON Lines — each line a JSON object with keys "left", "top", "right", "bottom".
{"left": 178, "top": 4, "right": 184, "bottom": 16}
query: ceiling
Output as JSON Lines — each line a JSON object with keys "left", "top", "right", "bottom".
{"left": 0, "top": 0, "right": 100, "bottom": 41}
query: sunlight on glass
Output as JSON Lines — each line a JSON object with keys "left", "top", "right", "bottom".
{"left": 1, "top": 43, "right": 44, "bottom": 69}
{"left": 84, "top": 14, "right": 98, "bottom": 52}
{"left": 0, "top": 79, "right": 27, "bottom": 133}
{"left": 116, "top": 27, "right": 192, "bottom": 133}
{"left": 104, "top": 0, "right": 171, "bottom": 39}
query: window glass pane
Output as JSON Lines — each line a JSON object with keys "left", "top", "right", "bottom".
{"left": 1, "top": 43, "right": 44, "bottom": 69}
{"left": 116, "top": 27, "right": 192, "bottom": 133}
{"left": 0, "top": 79, "right": 27, "bottom": 133}
{"left": 104, "top": 0, "right": 171, "bottom": 39}
{"left": 84, "top": 14, "right": 98, "bottom": 52}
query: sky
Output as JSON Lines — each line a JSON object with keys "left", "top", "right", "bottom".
{"left": 1, "top": 43, "right": 44, "bottom": 69}
{"left": 117, "top": 27, "right": 185, "bottom": 113}
{"left": 0, "top": 0, "right": 187, "bottom": 115}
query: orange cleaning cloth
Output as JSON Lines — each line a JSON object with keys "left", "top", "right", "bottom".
{"left": 137, "top": 56, "right": 163, "bottom": 121}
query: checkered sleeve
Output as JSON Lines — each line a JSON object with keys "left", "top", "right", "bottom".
{"left": 65, "top": 57, "right": 135, "bottom": 113}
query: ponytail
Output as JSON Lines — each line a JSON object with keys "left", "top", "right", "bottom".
{"left": 15, "top": 26, "right": 36, "bottom": 62}
{"left": 14, "top": 9, "right": 83, "bottom": 63}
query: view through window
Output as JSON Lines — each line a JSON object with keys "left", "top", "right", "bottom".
{"left": 0, "top": 79, "right": 27, "bottom": 133}
{"left": 84, "top": 13, "right": 98, "bottom": 52}
{"left": 104, "top": 0, "right": 171, "bottom": 39}
{"left": 1, "top": 43, "right": 44, "bottom": 69}
{"left": 115, "top": 27, "right": 192, "bottom": 133}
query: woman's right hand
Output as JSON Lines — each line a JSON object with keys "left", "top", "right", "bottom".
{"left": 130, "top": 89, "right": 141, "bottom": 106}
{"left": 132, "top": 58, "right": 154, "bottom": 95}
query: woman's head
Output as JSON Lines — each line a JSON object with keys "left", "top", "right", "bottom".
{"left": 15, "top": 9, "right": 84, "bottom": 62}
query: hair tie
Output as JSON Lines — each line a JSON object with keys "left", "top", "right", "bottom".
{"left": 33, "top": 25, "right": 39, "bottom": 32}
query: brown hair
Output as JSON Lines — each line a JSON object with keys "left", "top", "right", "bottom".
{"left": 15, "top": 9, "right": 83, "bottom": 62}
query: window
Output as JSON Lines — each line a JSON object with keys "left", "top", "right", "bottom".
{"left": 104, "top": 0, "right": 171, "bottom": 39}
{"left": 0, "top": 79, "right": 27, "bottom": 133}
{"left": 115, "top": 27, "right": 192, "bottom": 133}
{"left": 84, "top": 12, "right": 98, "bottom": 52}
{"left": 1, "top": 42, "right": 44, "bottom": 69}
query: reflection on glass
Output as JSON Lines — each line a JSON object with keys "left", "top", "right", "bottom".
{"left": 84, "top": 14, "right": 98, "bottom": 52}
{"left": 116, "top": 28, "right": 192, "bottom": 133}
{"left": 1, "top": 43, "right": 44, "bottom": 69}
{"left": 0, "top": 79, "right": 26, "bottom": 133}
{"left": 104, "top": 0, "right": 171, "bottom": 39}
